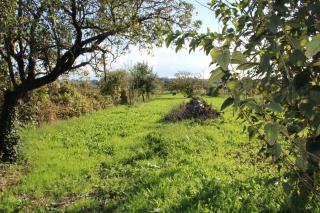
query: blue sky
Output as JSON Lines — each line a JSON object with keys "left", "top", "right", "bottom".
{"left": 110, "top": 0, "right": 220, "bottom": 78}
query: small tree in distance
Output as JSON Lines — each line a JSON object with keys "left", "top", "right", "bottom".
{"left": 171, "top": 71, "right": 201, "bottom": 97}
{"left": 131, "top": 62, "right": 157, "bottom": 102}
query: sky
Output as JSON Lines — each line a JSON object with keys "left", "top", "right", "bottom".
{"left": 109, "top": 0, "right": 220, "bottom": 79}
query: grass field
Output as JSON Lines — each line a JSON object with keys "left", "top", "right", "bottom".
{"left": 0, "top": 94, "right": 318, "bottom": 212}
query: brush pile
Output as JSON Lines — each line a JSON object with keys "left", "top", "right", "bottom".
{"left": 165, "top": 97, "right": 221, "bottom": 122}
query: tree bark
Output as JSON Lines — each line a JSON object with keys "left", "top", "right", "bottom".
{"left": 0, "top": 90, "right": 20, "bottom": 162}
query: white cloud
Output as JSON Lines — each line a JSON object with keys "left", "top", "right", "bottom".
{"left": 110, "top": 46, "right": 213, "bottom": 79}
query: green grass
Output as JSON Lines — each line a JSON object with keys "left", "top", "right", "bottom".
{"left": 0, "top": 94, "right": 317, "bottom": 212}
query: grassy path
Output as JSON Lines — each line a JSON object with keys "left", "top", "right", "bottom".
{"left": 1, "top": 95, "right": 290, "bottom": 212}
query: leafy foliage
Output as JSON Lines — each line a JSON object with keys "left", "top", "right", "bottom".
{"left": 167, "top": 0, "right": 320, "bottom": 195}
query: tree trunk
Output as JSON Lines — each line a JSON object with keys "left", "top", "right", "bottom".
{"left": 0, "top": 91, "right": 20, "bottom": 162}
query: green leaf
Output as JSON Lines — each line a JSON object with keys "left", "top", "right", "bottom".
{"left": 283, "top": 182, "right": 292, "bottom": 195}
{"left": 305, "top": 36, "right": 320, "bottom": 58}
{"left": 266, "top": 101, "right": 283, "bottom": 113}
{"left": 165, "top": 33, "right": 174, "bottom": 47}
{"left": 289, "top": 50, "right": 306, "bottom": 67}
{"left": 237, "top": 63, "right": 256, "bottom": 70}
{"left": 293, "top": 71, "right": 311, "bottom": 90}
{"left": 265, "top": 15, "right": 281, "bottom": 34}
{"left": 248, "top": 126, "right": 257, "bottom": 140}
{"left": 231, "top": 51, "right": 247, "bottom": 64}
{"left": 310, "top": 90, "right": 320, "bottom": 104}
{"left": 274, "top": 143, "right": 282, "bottom": 159}
{"left": 221, "top": 97, "right": 234, "bottom": 111}
{"left": 210, "top": 48, "right": 231, "bottom": 70}
{"left": 295, "top": 156, "right": 308, "bottom": 172}
{"left": 175, "top": 38, "right": 185, "bottom": 53}
{"left": 209, "top": 68, "right": 225, "bottom": 83}
{"left": 316, "top": 124, "right": 320, "bottom": 136}
{"left": 273, "top": 92, "right": 283, "bottom": 103}
{"left": 218, "top": 49, "right": 230, "bottom": 70}
{"left": 245, "top": 100, "right": 262, "bottom": 113}
{"left": 165, "top": 32, "right": 180, "bottom": 48}
{"left": 241, "top": 77, "right": 254, "bottom": 91}
{"left": 227, "top": 80, "right": 240, "bottom": 91}
{"left": 210, "top": 48, "right": 219, "bottom": 63}
{"left": 260, "top": 53, "right": 271, "bottom": 69}
{"left": 299, "top": 102, "right": 314, "bottom": 118}
{"left": 264, "top": 123, "right": 279, "bottom": 145}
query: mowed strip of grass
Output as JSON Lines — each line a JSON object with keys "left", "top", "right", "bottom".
{"left": 0, "top": 94, "right": 300, "bottom": 212}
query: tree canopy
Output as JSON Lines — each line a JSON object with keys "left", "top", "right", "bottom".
{"left": 0, "top": 0, "right": 194, "bottom": 93}
{"left": 0, "top": 0, "right": 195, "bottom": 162}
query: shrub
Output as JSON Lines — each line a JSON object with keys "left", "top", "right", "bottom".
{"left": 15, "top": 81, "right": 112, "bottom": 125}
{"left": 100, "top": 70, "right": 129, "bottom": 104}
{"left": 170, "top": 72, "right": 202, "bottom": 97}
{"left": 37, "top": 99, "right": 59, "bottom": 124}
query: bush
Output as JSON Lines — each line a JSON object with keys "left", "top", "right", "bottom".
{"left": 170, "top": 72, "right": 202, "bottom": 98}
{"left": 165, "top": 97, "right": 221, "bottom": 122}
{"left": 100, "top": 70, "right": 129, "bottom": 104}
{"left": 16, "top": 81, "right": 112, "bottom": 125}
{"left": 37, "top": 99, "right": 59, "bottom": 123}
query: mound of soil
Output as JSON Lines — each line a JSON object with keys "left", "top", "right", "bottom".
{"left": 165, "top": 97, "right": 221, "bottom": 122}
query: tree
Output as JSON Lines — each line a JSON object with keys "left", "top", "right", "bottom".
{"left": 168, "top": 0, "right": 320, "bottom": 197}
{"left": 171, "top": 71, "right": 201, "bottom": 97}
{"left": 131, "top": 62, "right": 157, "bottom": 102}
{"left": 0, "top": 0, "right": 194, "bottom": 162}
{"left": 100, "top": 70, "right": 128, "bottom": 104}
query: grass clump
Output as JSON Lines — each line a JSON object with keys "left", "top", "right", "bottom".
{"left": 165, "top": 96, "right": 221, "bottom": 122}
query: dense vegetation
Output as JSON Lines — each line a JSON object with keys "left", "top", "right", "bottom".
{"left": 4, "top": 64, "right": 216, "bottom": 128}
{"left": 2, "top": 94, "right": 319, "bottom": 212}
{"left": 16, "top": 81, "right": 111, "bottom": 126}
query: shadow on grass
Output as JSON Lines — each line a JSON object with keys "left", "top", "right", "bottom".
{"left": 153, "top": 96, "right": 186, "bottom": 101}
{"left": 65, "top": 168, "right": 291, "bottom": 212}
{"left": 170, "top": 176, "right": 287, "bottom": 212}
{"left": 65, "top": 166, "right": 182, "bottom": 212}
{"left": 53, "top": 132, "right": 305, "bottom": 212}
